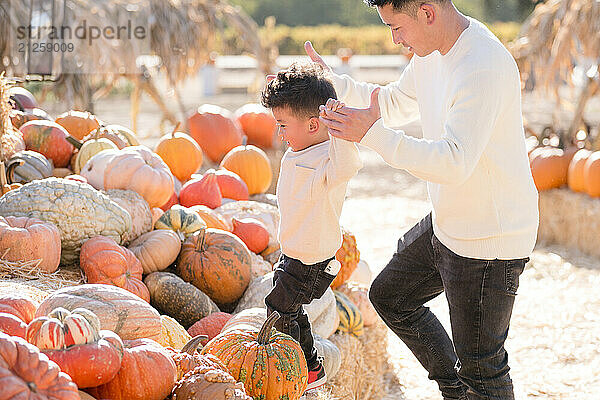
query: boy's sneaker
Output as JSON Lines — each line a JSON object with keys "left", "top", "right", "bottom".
{"left": 305, "top": 361, "right": 327, "bottom": 391}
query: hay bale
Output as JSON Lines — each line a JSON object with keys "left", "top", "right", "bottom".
{"left": 0, "top": 281, "right": 49, "bottom": 303}
{"left": 326, "top": 333, "right": 365, "bottom": 400}
{"left": 357, "top": 319, "right": 389, "bottom": 400}
{"left": 538, "top": 188, "right": 600, "bottom": 257}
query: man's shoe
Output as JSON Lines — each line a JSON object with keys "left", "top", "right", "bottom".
{"left": 305, "top": 363, "right": 327, "bottom": 391}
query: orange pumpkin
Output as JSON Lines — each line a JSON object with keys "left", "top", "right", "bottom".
{"left": 235, "top": 103, "right": 277, "bottom": 149}
{"left": 9, "top": 109, "right": 50, "bottom": 129}
{"left": 584, "top": 151, "right": 600, "bottom": 197}
{"left": 568, "top": 149, "right": 592, "bottom": 193}
{"left": 80, "top": 236, "right": 150, "bottom": 302}
{"left": 220, "top": 139, "right": 272, "bottom": 195}
{"left": 176, "top": 229, "right": 252, "bottom": 307}
{"left": 0, "top": 294, "right": 38, "bottom": 324}
{"left": 529, "top": 146, "right": 571, "bottom": 191}
{"left": 0, "top": 216, "right": 61, "bottom": 273}
{"left": 331, "top": 229, "right": 361, "bottom": 289}
{"left": 187, "top": 104, "right": 243, "bottom": 163}
{"left": 55, "top": 110, "right": 101, "bottom": 140}
{"left": 189, "top": 205, "right": 232, "bottom": 231}
{"left": 187, "top": 312, "right": 233, "bottom": 346}
{"left": 231, "top": 217, "right": 269, "bottom": 254}
{"left": 180, "top": 169, "right": 222, "bottom": 209}
{"left": 103, "top": 146, "right": 174, "bottom": 208}
{"left": 20, "top": 119, "right": 75, "bottom": 167}
{"left": 160, "top": 190, "right": 179, "bottom": 211}
{"left": 155, "top": 126, "right": 203, "bottom": 182}
{"left": 215, "top": 168, "right": 249, "bottom": 200}
{"left": 201, "top": 311, "right": 308, "bottom": 400}
{"left": 0, "top": 312, "right": 27, "bottom": 338}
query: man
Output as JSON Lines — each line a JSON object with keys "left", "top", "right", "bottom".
{"left": 308, "top": 1, "right": 539, "bottom": 399}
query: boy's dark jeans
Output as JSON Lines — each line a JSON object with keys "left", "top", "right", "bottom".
{"left": 370, "top": 214, "right": 527, "bottom": 400}
{"left": 265, "top": 254, "right": 336, "bottom": 371}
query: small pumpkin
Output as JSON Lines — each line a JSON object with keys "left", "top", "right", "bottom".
{"left": 331, "top": 229, "right": 361, "bottom": 289}
{"left": 215, "top": 168, "right": 249, "bottom": 201}
{"left": 231, "top": 217, "right": 269, "bottom": 254}
{"left": 201, "top": 311, "right": 308, "bottom": 400}
{"left": 0, "top": 332, "right": 79, "bottom": 400}
{"left": 79, "top": 148, "right": 121, "bottom": 189}
{"left": 80, "top": 236, "right": 150, "bottom": 302}
{"left": 8, "top": 86, "right": 38, "bottom": 110}
{"left": 234, "top": 103, "right": 277, "bottom": 149}
{"left": 313, "top": 335, "right": 342, "bottom": 380}
{"left": 220, "top": 138, "right": 273, "bottom": 195}
{"left": 26, "top": 307, "right": 125, "bottom": 388}
{"left": 187, "top": 312, "right": 233, "bottom": 346}
{"left": 189, "top": 205, "right": 232, "bottom": 231}
{"left": 103, "top": 124, "right": 139, "bottom": 146}
{"left": 6, "top": 150, "right": 53, "bottom": 183}
{"left": 144, "top": 272, "right": 220, "bottom": 329}
{"left": 215, "top": 200, "right": 280, "bottom": 248}
{"left": 529, "top": 146, "right": 572, "bottom": 191}
{"left": 188, "top": 104, "right": 244, "bottom": 163}
{"left": 70, "top": 136, "right": 119, "bottom": 174}
{"left": 168, "top": 335, "right": 229, "bottom": 380}
{"left": 155, "top": 204, "right": 207, "bottom": 241}
{"left": 82, "top": 125, "right": 128, "bottom": 149}
{"left": 336, "top": 282, "right": 378, "bottom": 326}
{"left": 568, "top": 149, "right": 592, "bottom": 193}
{"left": 0, "top": 215, "right": 61, "bottom": 272}
{"left": 85, "top": 338, "right": 177, "bottom": 400}
{"left": 9, "top": 108, "right": 49, "bottom": 129}
{"left": 584, "top": 151, "right": 600, "bottom": 197}
{"left": 156, "top": 315, "right": 192, "bottom": 350}
{"left": 221, "top": 308, "right": 267, "bottom": 334}
{"left": 128, "top": 230, "right": 181, "bottom": 274}
{"left": 171, "top": 365, "right": 252, "bottom": 400}
{"left": 177, "top": 229, "right": 252, "bottom": 307}
{"left": 180, "top": 169, "right": 223, "bottom": 209}
{"left": 333, "top": 290, "right": 364, "bottom": 338}
{"left": 348, "top": 259, "right": 373, "bottom": 287}
{"left": 0, "top": 312, "right": 27, "bottom": 338}
{"left": 55, "top": 110, "right": 101, "bottom": 140}
{"left": 20, "top": 119, "right": 74, "bottom": 167}
{"left": 155, "top": 124, "right": 203, "bottom": 182}
{"left": 0, "top": 294, "right": 38, "bottom": 323}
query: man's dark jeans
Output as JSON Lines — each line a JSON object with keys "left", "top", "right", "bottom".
{"left": 369, "top": 214, "right": 527, "bottom": 399}
{"left": 265, "top": 254, "right": 336, "bottom": 370}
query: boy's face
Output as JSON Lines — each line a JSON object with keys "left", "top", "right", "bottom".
{"left": 272, "top": 107, "right": 319, "bottom": 152}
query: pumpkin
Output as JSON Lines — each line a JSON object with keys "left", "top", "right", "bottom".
{"left": 177, "top": 229, "right": 252, "bottom": 307}
{"left": 156, "top": 315, "right": 192, "bottom": 350}
{"left": 20, "top": 120, "right": 74, "bottom": 167}
{"left": 313, "top": 335, "right": 342, "bottom": 380}
{"left": 348, "top": 259, "right": 373, "bottom": 287}
{"left": 104, "top": 124, "right": 139, "bottom": 146}
{"left": 70, "top": 136, "right": 119, "bottom": 174}
{"left": 80, "top": 236, "right": 150, "bottom": 302}
{"left": 155, "top": 126, "right": 203, "bottom": 182}
{"left": 8, "top": 86, "right": 38, "bottom": 110}
{"left": 201, "top": 311, "right": 308, "bottom": 400}
{"left": 103, "top": 146, "right": 174, "bottom": 208}
{"left": 0, "top": 294, "right": 38, "bottom": 323}
{"left": 215, "top": 169, "right": 249, "bottom": 201}
{"left": 171, "top": 365, "right": 252, "bottom": 400}
{"left": 103, "top": 189, "right": 153, "bottom": 244}
{"left": 529, "top": 146, "right": 572, "bottom": 191}
{"left": 568, "top": 149, "right": 593, "bottom": 193}
{"left": 231, "top": 217, "right": 269, "bottom": 254}
{"left": 331, "top": 229, "right": 361, "bottom": 289}
{"left": 187, "top": 312, "right": 233, "bottom": 346}
{"left": 180, "top": 170, "right": 222, "bottom": 209}
{"left": 234, "top": 103, "right": 277, "bottom": 149}
{"left": 128, "top": 230, "right": 181, "bottom": 274}
{"left": 78, "top": 390, "right": 97, "bottom": 400}
{"left": 189, "top": 205, "right": 231, "bottom": 231}
{"left": 82, "top": 125, "right": 128, "bottom": 149}
{"left": 35, "top": 284, "right": 161, "bottom": 341}
{"left": 55, "top": 110, "right": 101, "bottom": 140}
{"left": 333, "top": 290, "right": 364, "bottom": 338}
{"left": 0, "top": 215, "right": 61, "bottom": 273}
{"left": 0, "top": 178, "right": 132, "bottom": 264}
{"left": 168, "top": 335, "right": 229, "bottom": 380}
{"left": 188, "top": 104, "right": 243, "bottom": 163}
{"left": 52, "top": 167, "right": 73, "bottom": 178}
{"left": 85, "top": 338, "right": 177, "bottom": 400}
{"left": 336, "top": 283, "right": 378, "bottom": 326}
{"left": 79, "top": 148, "right": 120, "bottom": 189}
{"left": 10, "top": 109, "right": 49, "bottom": 130}
{"left": 144, "top": 272, "right": 220, "bottom": 329}
{"left": 220, "top": 139, "right": 272, "bottom": 195}
{"left": 6, "top": 150, "right": 53, "bottom": 183}
{"left": 155, "top": 204, "right": 207, "bottom": 241}
{"left": 160, "top": 190, "right": 179, "bottom": 212}
{"left": 26, "top": 307, "right": 124, "bottom": 388}
{"left": 215, "top": 201, "right": 280, "bottom": 249}
{"left": 584, "top": 151, "right": 600, "bottom": 197}
{"left": 249, "top": 252, "right": 272, "bottom": 279}
{"left": 0, "top": 332, "right": 79, "bottom": 399}
{"left": 221, "top": 308, "right": 267, "bottom": 334}
{"left": 151, "top": 207, "right": 164, "bottom": 226}
{"left": 0, "top": 312, "right": 27, "bottom": 338}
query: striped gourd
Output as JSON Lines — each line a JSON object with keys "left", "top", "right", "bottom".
{"left": 333, "top": 290, "right": 364, "bottom": 338}
{"left": 154, "top": 204, "right": 206, "bottom": 241}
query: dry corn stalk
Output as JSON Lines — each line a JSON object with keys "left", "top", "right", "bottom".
{"left": 0, "top": 73, "right": 25, "bottom": 162}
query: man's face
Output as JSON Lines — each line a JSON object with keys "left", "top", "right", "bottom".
{"left": 378, "top": 3, "right": 434, "bottom": 57}
{"left": 272, "top": 107, "right": 314, "bottom": 152}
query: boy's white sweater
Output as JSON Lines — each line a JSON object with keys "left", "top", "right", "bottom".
{"left": 333, "top": 17, "right": 538, "bottom": 259}
{"left": 277, "top": 137, "right": 362, "bottom": 264}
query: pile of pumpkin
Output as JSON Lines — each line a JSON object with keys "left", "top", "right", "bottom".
{"left": 0, "top": 84, "right": 380, "bottom": 400}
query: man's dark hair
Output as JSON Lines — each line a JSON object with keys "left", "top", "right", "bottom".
{"left": 364, "top": 0, "right": 449, "bottom": 16}
{"left": 261, "top": 62, "right": 336, "bottom": 118}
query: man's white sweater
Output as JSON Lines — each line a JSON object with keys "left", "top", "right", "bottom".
{"left": 277, "top": 137, "right": 362, "bottom": 264}
{"left": 333, "top": 17, "right": 538, "bottom": 259}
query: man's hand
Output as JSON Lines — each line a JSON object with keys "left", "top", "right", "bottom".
{"left": 304, "top": 41, "right": 332, "bottom": 73}
{"left": 319, "top": 88, "right": 381, "bottom": 142}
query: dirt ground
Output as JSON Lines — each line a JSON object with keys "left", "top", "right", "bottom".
{"left": 39, "top": 83, "right": 600, "bottom": 399}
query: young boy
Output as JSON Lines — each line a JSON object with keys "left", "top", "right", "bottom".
{"left": 261, "top": 62, "right": 363, "bottom": 391}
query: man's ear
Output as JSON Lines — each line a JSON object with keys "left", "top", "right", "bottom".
{"left": 308, "top": 116, "right": 319, "bottom": 134}
{"left": 420, "top": 3, "right": 436, "bottom": 25}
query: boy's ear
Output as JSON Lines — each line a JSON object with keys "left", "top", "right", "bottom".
{"left": 308, "top": 116, "right": 319, "bottom": 134}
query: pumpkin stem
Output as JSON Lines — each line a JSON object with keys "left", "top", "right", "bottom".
{"left": 65, "top": 135, "right": 83, "bottom": 149}
{"left": 242, "top": 135, "right": 248, "bottom": 147}
{"left": 257, "top": 311, "right": 280, "bottom": 345}
{"left": 181, "top": 334, "right": 209, "bottom": 354}
{"left": 4, "top": 158, "right": 24, "bottom": 185}
{"left": 193, "top": 228, "right": 207, "bottom": 252}
{"left": 0, "top": 162, "right": 7, "bottom": 194}
{"left": 171, "top": 122, "right": 181, "bottom": 138}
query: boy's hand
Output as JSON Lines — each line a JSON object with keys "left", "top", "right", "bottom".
{"left": 305, "top": 41, "right": 332, "bottom": 73}
{"left": 319, "top": 98, "right": 345, "bottom": 118}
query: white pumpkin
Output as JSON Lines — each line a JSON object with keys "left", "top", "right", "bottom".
{"left": 80, "top": 148, "right": 120, "bottom": 189}
{"left": 314, "top": 335, "right": 342, "bottom": 379}
{"left": 348, "top": 259, "right": 373, "bottom": 286}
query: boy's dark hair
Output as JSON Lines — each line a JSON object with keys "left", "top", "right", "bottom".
{"left": 364, "top": 0, "right": 449, "bottom": 16}
{"left": 261, "top": 62, "right": 336, "bottom": 118}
